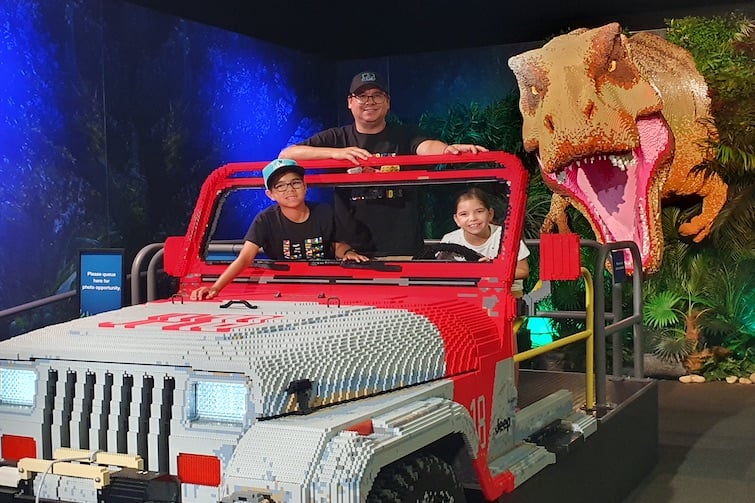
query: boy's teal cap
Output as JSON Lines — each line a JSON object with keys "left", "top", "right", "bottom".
{"left": 262, "top": 159, "right": 305, "bottom": 189}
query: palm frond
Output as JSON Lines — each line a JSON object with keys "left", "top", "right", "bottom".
{"left": 644, "top": 291, "right": 684, "bottom": 329}
{"left": 710, "top": 185, "right": 755, "bottom": 256}
{"left": 652, "top": 329, "right": 694, "bottom": 363}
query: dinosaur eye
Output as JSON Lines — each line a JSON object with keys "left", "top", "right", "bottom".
{"left": 608, "top": 60, "right": 617, "bottom": 72}
{"left": 530, "top": 85, "right": 539, "bottom": 96}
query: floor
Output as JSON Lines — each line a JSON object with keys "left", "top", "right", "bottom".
{"left": 621, "top": 379, "right": 755, "bottom": 503}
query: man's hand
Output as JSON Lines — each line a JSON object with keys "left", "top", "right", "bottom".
{"left": 341, "top": 250, "right": 370, "bottom": 262}
{"left": 443, "top": 143, "right": 490, "bottom": 155}
{"left": 331, "top": 147, "right": 372, "bottom": 164}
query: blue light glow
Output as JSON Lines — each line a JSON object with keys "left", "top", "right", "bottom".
{"left": 0, "top": 368, "right": 37, "bottom": 407}
{"left": 189, "top": 381, "right": 247, "bottom": 424}
{"left": 526, "top": 317, "right": 557, "bottom": 348}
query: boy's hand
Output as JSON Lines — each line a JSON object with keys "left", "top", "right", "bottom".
{"left": 190, "top": 286, "right": 218, "bottom": 300}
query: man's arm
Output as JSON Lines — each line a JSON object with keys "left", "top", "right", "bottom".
{"left": 416, "top": 140, "right": 490, "bottom": 155}
{"left": 279, "top": 144, "right": 371, "bottom": 164}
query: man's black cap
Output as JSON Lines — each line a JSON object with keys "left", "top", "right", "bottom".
{"left": 349, "top": 71, "right": 389, "bottom": 95}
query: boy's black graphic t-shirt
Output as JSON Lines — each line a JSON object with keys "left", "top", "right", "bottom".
{"left": 244, "top": 202, "right": 336, "bottom": 260}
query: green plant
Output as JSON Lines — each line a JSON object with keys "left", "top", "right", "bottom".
{"left": 418, "top": 97, "right": 526, "bottom": 155}
{"left": 650, "top": 329, "right": 695, "bottom": 364}
{"left": 643, "top": 287, "right": 710, "bottom": 364}
{"left": 643, "top": 208, "right": 755, "bottom": 367}
{"left": 665, "top": 14, "right": 755, "bottom": 250}
{"left": 666, "top": 14, "right": 755, "bottom": 104}
{"left": 701, "top": 349, "right": 755, "bottom": 381}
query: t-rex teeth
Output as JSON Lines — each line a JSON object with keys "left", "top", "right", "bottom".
{"left": 608, "top": 153, "right": 636, "bottom": 171}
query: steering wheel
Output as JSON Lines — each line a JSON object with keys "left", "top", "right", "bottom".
{"left": 413, "top": 243, "right": 484, "bottom": 261}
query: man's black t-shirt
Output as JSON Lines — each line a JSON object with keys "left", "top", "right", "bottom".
{"left": 244, "top": 202, "right": 336, "bottom": 260}
{"left": 302, "top": 124, "right": 430, "bottom": 155}
{"left": 301, "top": 124, "right": 431, "bottom": 256}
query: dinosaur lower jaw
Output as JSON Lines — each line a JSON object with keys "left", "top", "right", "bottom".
{"left": 540, "top": 114, "right": 673, "bottom": 274}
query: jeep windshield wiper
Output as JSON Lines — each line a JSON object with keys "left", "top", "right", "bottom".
{"left": 308, "top": 260, "right": 402, "bottom": 272}
{"left": 251, "top": 260, "right": 290, "bottom": 271}
{"left": 341, "top": 261, "right": 402, "bottom": 272}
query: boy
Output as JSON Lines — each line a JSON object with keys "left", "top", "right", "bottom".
{"left": 191, "top": 159, "right": 366, "bottom": 300}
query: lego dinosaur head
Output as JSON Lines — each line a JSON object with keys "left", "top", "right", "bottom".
{"left": 508, "top": 23, "right": 674, "bottom": 274}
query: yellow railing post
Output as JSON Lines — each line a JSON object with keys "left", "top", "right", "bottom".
{"left": 514, "top": 267, "right": 595, "bottom": 411}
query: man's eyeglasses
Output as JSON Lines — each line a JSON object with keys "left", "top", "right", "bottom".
{"left": 351, "top": 93, "right": 388, "bottom": 105}
{"left": 272, "top": 179, "right": 304, "bottom": 192}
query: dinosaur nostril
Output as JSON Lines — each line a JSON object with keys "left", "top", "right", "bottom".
{"left": 544, "top": 115, "right": 555, "bottom": 133}
{"left": 584, "top": 101, "right": 596, "bottom": 120}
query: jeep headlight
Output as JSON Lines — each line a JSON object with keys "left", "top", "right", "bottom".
{"left": 0, "top": 367, "right": 37, "bottom": 407}
{"left": 187, "top": 378, "right": 248, "bottom": 425}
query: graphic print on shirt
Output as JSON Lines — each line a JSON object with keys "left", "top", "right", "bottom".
{"left": 283, "top": 236, "right": 325, "bottom": 259}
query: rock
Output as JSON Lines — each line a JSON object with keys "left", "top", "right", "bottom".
{"left": 738, "top": 377, "right": 752, "bottom": 384}
{"left": 750, "top": 372, "right": 755, "bottom": 382}
{"left": 679, "top": 374, "right": 705, "bottom": 383}
{"left": 679, "top": 375, "right": 694, "bottom": 383}
{"left": 690, "top": 374, "right": 706, "bottom": 383}
{"left": 644, "top": 353, "right": 686, "bottom": 378}
{"left": 726, "top": 375, "right": 739, "bottom": 384}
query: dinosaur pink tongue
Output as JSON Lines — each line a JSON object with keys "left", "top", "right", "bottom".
{"left": 543, "top": 114, "right": 672, "bottom": 274}
{"left": 576, "top": 159, "right": 633, "bottom": 218}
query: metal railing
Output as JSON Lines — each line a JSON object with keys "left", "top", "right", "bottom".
{"left": 130, "top": 243, "right": 165, "bottom": 305}
{"left": 523, "top": 238, "right": 644, "bottom": 412}
{"left": 0, "top": 291, "right": 77, "bottom": 320}
{"left": 515, "top": 267, "right": 596, "bottom": 410}
{"left": 0, "top": 292, "right": 78, "bottom": 341}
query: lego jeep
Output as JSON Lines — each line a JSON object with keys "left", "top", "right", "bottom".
{"left": 0, "top": 152, "right": 596, "bottom": 502}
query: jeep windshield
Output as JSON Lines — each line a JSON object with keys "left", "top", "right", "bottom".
{"left": 166, "top": 152, "right": 528, "bottom": 290}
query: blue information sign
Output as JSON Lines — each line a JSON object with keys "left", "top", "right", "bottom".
{"left": 78, "top": 249, "right": 124, "bottom": 316}
{"left": 611, "top": 250, "right": 627, "bottom": 284}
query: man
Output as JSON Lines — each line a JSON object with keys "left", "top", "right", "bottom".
{"left": 279, "top": 71, "right": 488, "bottom": 256}
{"left": 279, "top": 71, "right": 487, "bottom": 162}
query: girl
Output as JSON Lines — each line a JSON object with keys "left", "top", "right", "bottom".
{"left": 441, "top": 187, "right": 530, "bottom": 296}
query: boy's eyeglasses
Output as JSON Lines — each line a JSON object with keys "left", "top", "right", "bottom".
{"left": 272, "top": 179, "right": 304, "bottom": 192}
{"left": 351, "top": 93, "right": 388, "bottom": 104}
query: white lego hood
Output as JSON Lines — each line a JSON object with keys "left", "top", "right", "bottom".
{"left": 0, "top": 301, "right": 453, "bottom": 417}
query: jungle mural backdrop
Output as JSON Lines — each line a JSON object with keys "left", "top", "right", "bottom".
{"left": 1, "top": 0, "right": 753, "bottom": 379}
{"left": 0, "top": 0, "right": 335, "bottom": 326}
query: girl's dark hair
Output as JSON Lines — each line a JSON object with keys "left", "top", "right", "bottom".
{"left": 455, "top": 187, "right": 493, "bottom": 212}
